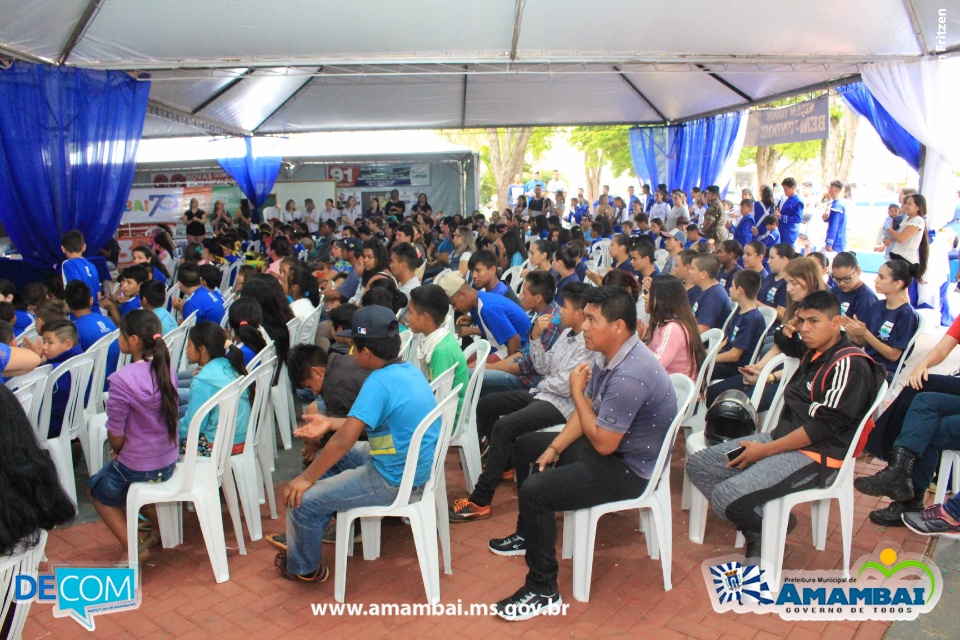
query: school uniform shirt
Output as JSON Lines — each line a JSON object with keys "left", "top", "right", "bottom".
{"left": 692, "top": 283, "right": 732, "bottom": 330}
{"left": 733, "top": 214, "right": 756, "bottom": 247}
{"left": 470, "top": 291, "right": 531, "bottom": 358}
{"left": 721, "top": 307, "right": 767, "bottom": 367}
{"left": 290, "top": 297, "right": 316, "bottom": 320}
{"left": 754, "top": 201, "right": 775, "bottom": 222}
{"left": 687, "top": 285, "right": 703, "bottom": 309}
{"left": 13, "top": 310, "right": 34, "bottom": 336}
{"left": 612, "top": 258, "right": 636, "bottom": 276}
{"left": 348, "top": 361, "right": 439, "bottom": 486}
{"left": 756, "top": 228, "right": 781, "bottom": 249}
{"left": 46, "top": 344, "right": 84, "bottom": 439}
{"left": 153, "top": 307, "right": 178, "bottom": 335}
{"left": 717, "top": 265, "right": 743, "bottom": 294}
{"left": 151, "top": 266, "right": 168, "bottom": 286}
{"left": 649, "top": 202, "right": 671, "bottom": 221}
{"left": 831, "top": 283, "right": 878, "bottom": 321}
{"left": 684, "top": 238, "right": 708, "bottom": 250}
{"left": 120, "top": 297, "right": 142, "bottom": 316}
{"left": 62, "top": 257, "right": 102, "bottom": 314}
{"left": 758, "top": 273, "right": 787, "bottom": 312}
{"left": 863, "top": 301, "right": 919, "bottom": 378}
{"left": 554, "top": 272, "right": 581, "bottom": 305}
{"left": 485, "top": 280, "right": 521, "bottom": 306}
{"left": 824, "top": 198, "right": 848, "bottom": 251}
{"left": 183, "top": 287, "right": 225, "bottom": 325}
{"left": 777, "top": 194, "right": 804, "bottom": 247}
{"left": 74, "top": 312, "right": 119, "bottom": 388}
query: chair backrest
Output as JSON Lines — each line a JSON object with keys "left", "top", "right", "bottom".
{"left": 720, "top": 302, "right": 740, "bottom": 336}
{"left": 162, "top": 322, "right": 190, "bottom": 374}
{"left": 888, "top": 312, "right": 926, "bottom": 396}
{"left": 287, "top": 316, "right": 303, "bottom": 347}
{"left": 178, "top": 376, "right": 244, "bottom": 489}
{"left": 839, "top": 381, "right": 888, "bottom": 464}
{"left": 246, "top": 341, "right": 277, "bottom": 371}
{"left": 37, "top": 351, "right": 96, "bottom": 441}
{"left": 11, "top": 366, "right": 51, "bottom": 429}
{"left": 442, "top": 306, "right": 456, "bottom": 336}
{"left": 751, "top": 306, "right": 780, "bottom": 364}
{"left": 219, "top": 296, "right": 235, "bottom": 329}
{"left": 689, "top": 329, "right": 725, "bottom": 420}
{"left": 399, "top": 330, "right": 415, "bottom": 362}
{"left": 501, "top": 266, "right": 522, "bottom": 292}
{"left": 220, "top": 261, "right": 242, "bottom": 296}
{"left": 453, "top": 339, "right": 491, "bottom": 437}
{"left": 590, "top": 239, "right": 611, "bottom": 269}
{"left": 415, "top": 259, "right": 427, "bottom": 282}
{"left": 429, "top": 364, "right": 457, "bottom": 400}
{"left": 389, "top": 386, "right": 461, "bottom": 509}
{"left": 648, "top": 374, "right": 698, "bottom": 486}
{"left": 177, "top": 311, "right": 199, "bottom": 370}
{"left": 0, "top": 529, "right": 48, "bottom": 640}
{"left": 164, "top": 282, "right": 181, "bottom": 312}
{"left": 86, "top": 329, "right": 121, "bottom": 415}
{"left": 16, "top": 323, "right": 37, "bottom": 347}
{"left": 749, "top": 354, "right": 800, "bottom": 433}
{"left": 240, "top": 355, "right": 278, "bottom": 456}
{"left": 298, "top": 301, "right": 324, "bottom": 346}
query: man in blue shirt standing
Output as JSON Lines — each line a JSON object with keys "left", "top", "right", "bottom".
{"left": 438, "top": 271, "right": 531, "bottom": 361}
{"left": 524, "top": 171, "right": 545, "bottom": 196}
{"left": 508, "top": 174, "right": 526, "bottom": 208}
{"left": 61, "top": 230, "right": 103, "bottom": 314}
{"left": 822, "top": 179, "right": 848, "bottom": 253}
{"left": 776, "top": 177, "right": 804, "bottom": 248}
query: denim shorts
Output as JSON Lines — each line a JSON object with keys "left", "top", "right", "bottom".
{"left": 88, "top": 459, "right": 176, "bottom": 508}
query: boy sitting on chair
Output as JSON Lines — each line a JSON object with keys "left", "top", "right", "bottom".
{"left": 686, "top": 291, "right": 886, "bottom": 562}
{"left": 266, "top": 306, "right": 440, "bottom": 583}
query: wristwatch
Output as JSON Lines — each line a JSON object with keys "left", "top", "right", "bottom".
{"left": 767, "top": 373, "right": 776, "bottom": 384}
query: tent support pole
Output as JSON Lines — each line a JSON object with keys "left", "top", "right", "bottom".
{"left": 191, "top": 69, "right": 255, "bottom": 115}
{"left": 613, "top": 66, "right": 668, "bottom": 123}
{"left": 147, "top": 99, "right": 252, "bottom": 137}
{"left": 901, "top": 0, "right": 931, "bottom": 55}
{"left": 252, "top": 71, "right": 320, "bottom": 132}
{"left": 695, "top": 64, "right": 753, "bottom": 102}
{"left": 510, "top": 0, "right": 526, "bottom": 61}
{"left": 461, "top": 68, "right": 468, "bottom": 127}
{"left": 58, "top": 0, "right": 104, "bottom": 65}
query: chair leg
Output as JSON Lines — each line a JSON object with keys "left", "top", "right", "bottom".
{"left": 936, "top": 453, "right": 954, "bottom": 504}
{"left": 334, "top": 514, "right": 355, "bottom": 603}
{"left": 688, "top": 485, "right": 708, "bottom": 544}
{"left": 952, "top": 455, "right": 960, "bottom": 496}
{"left": 270, "top": 385, "right": 293, "bottom": 450}
{"left": 642, "top": 510, "right": 658, "bottom": 559}
{"left": 734, "top": 531, "right": 745, "bottom": 548}
{"left": 760, "top": 500, "right": 787, "bottom": 591}
{"left": 651, "top": 500, "right": 673, "bottom": 591}
{"left": 156, "top": 502, "right": 183, "bottom": 548}
{"left": 257, "top": 443, "right": 278, "bottom": 520}
{"left": 409, "top": 506, "right": 441, "bottom": 605}
{"left": 459, "top": 436, "right": 482, "bottom": 495}
{"left": 221, "top": 474, "right": 247, "bottom": 555}
{"left": 811, "top": 499, "right": 830, "bottom": 551}
{"left": 126, "top": 497, "right": 144, "bottom": 568}
{"left": 359, "top": 517, "right": 381, "bottom": 561}
{"left": 233, "top": 463, "right": 263, "bottom": 541}
{"left": 193, "top": 494, "right": 230, "bottom": 584}
{"left": 561, "top": 511, "right": 574, "bottom": 560}
{"left": 571, "top": 509, "right": 595, "bottom": 603}
{"left": 838, "top": 487, "right": 854, "bottom": 579}
{"left": 680, "top": 468, "right": 692, "bottom": 511}
{"left": 435, "top": 474, "right": 452, "bottom": 574}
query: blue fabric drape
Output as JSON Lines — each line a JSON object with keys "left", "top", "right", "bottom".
{"left": 837, "top": 82, "right": 921, "bottom": 171}
{"left": 0, "top": 63, "right": 149, "bottom": 268}
{"left": 217, "top": 138, "right": 282, "bottom": 224}
{"left": 629, "top": 112, "right": 744, "bottom": 196}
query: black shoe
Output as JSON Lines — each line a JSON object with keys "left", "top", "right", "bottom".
{"left": 854, "top": 447, "right": 917, "bottom": 501}
{"left": 741, "top": 530, "right": 762, "bottom": 563}
{"left": 494, "top": 585, "right": 563, "bottom": 621}
{"left": 489, "top": 533, "right": 526, "bottom": 557}
{"left": 868, "top": 489, "right": 926, "bottom": 527}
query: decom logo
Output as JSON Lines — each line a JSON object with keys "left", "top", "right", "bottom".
{"left": 701, "top": 547, "right": 942, "bottom": 621}
{"left": 15, "top": 565, "right": 140, "bottom": 630}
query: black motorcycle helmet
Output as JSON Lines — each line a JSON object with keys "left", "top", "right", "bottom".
{"left": 704, "top": 389, "right": 758, "bottom": 446}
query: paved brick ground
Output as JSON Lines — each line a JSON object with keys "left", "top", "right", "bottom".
{"left": 23, "top": 445, "right": 923, "bottom": 639}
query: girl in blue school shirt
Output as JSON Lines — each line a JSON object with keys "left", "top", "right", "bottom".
{"left": 132, "top": 246, "right": 171, "bottom": 286}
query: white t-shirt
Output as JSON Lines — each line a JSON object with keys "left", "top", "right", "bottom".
{"left": 303, "top": 209, "right": 320, "bottom": 233}
{"left": 547, "top": 179, "right": 568, "bottom": 196}
{"left": 398, "top": 277, "right": 421, "bottom": 299}
{"left": 290, "top": 298, "right": 316, "bottom": 320}
{"left": 343, "top": 205, "right": 363, "bottom": 223}
{"left": 320, "top": 207, "right": 339, "bottom": 222}
{"left": 282, "top": 209, "right": 302, "bottom": 224}
{"left": 893, "top": 215, "right": 926, "bottom": 264}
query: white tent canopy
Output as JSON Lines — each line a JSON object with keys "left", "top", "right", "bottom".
{"left": 2, "top": 0, "right": 956, "bottom": 137}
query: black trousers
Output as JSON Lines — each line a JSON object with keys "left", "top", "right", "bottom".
{"left": 471, "top": 391, "right": 565, "bottom": 506}
{"left": 865, "top": 374, "right": 960, "bottom": 458}
{"left": 512, "top": 433, "right": 647, "bottom": 593}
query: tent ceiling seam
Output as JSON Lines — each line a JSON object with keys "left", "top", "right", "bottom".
{"left": 695, "top": 64, "right": 753, "bottom": 102}
{"left": 613, "top": 66, "right": 668, "bottom": 123}
{"left": 252, "top": 70, "right": 321, "bottom": 133}
{"left": 191, "top": 69, "right": 254, "bottom": 115}
{"left": 0, "top": 43, "right": 53, "bottom": 65}
{"left": 57, "top": 0, "right": 105, "bottom": 65}
{"left": 900, "top": 0, "right": 931, "bottom": 54}
{"left": 510, "top": 0, "right": 526, "bottom": 61}
{"left": 460, "top": 66, "right": 468, "bottom": 127}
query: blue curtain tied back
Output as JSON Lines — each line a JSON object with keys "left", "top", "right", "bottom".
{"left": 837, "top": 82, "right": 920, "bottom": 171}
{"left": 217, "top": 138, "right": 282, "bottom": 224}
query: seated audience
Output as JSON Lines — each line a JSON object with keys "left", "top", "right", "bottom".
{"left": 641, "top": 275, "right": 704, "bottom": 380}
{"left": 829, "top": 251, "right": 877, "bottom": 320}
{"left": 139, "top": 280, "right": 178, "bottom": 335}
{"left": 438, "top": 271, "right": 530, "bottom": 361}
{"left": 710, "top": 270, "right": 766, "bottom": 380}
{"left": 716, "top": 240, "right": 743, "bottom": 293}
{"left": 689, "top": 253, "right": 732, "bottom": 333}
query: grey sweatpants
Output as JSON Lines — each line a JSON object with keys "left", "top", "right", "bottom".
{"left": 686, "top": 433, "right": 834, "bottom": 533}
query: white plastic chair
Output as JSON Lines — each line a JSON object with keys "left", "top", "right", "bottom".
{"left": 335, "top": 387, "right": 461, "bottom": 604}
{"left": 163, "top": 318, "right": 192, "bottom": 375}
{"left": 220, "top": 261, "right": 242, "bottom": 296}
{"left": 16, "top": 323, "right": 37, "bottom": 347}
{"left": 720, "top": 302, "right": 739, "bottom": 336}
{"left": 935, "top": 452, "right": 960, "bottom": 504}
{"left": 448, "top": 340, "right": 491, "bottom": 494}
{"left": 501, "top": 266, "right": 523, "bottom": 294}
{"left": 230, "top": 355, "right": 278, "bottom": 541}
{"left": 247, "top": 342, "right": 280, "bottom": 519}
{"left": 297, "top": 299, "right": 324, "bottom": 346}
{"left": 751, "top": 306, "right": 779, "bottom": 365}
{"left": 429, "top": 364, "right": 457, "bottom": 400}
{"left": 685, "top": 354, "right": 799, "bottom": 544}
{"left": 590, "top": 239, "right": 612, "bottom": 269}
{"left": 680, "top": 328, "right": 725, "bottom": 437}
{"left": 6, "top": 365, "right": 52, "bottom": 430}
{"left": 36, "top": 351, "right": 96, "bottom": 504}
{"left": 759, "top": 381, "right": 887, "bottom": 589}
{"left": 125, "top": 377, "right": 246, "bottom": 582}
{"left": 562, "top": 374, "right": 696, "bottom": 600}
{"left": 164, "top": 282, "right": 181, "bottom": 313}
{"left": 79, "top": 330, "right": 121, "bottom": 475}
{"left": 0, "top": 530, "right": 48, "bottom": 640}
{"left": 271, "top": 318, "right": 301, "bottom": 451}
{"left": 886, "top": 313, "right": 926, "bottom": 402}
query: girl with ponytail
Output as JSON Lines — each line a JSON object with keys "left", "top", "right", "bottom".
{"left": 178, "top": 321, "right": 252, "bottom": 457}
{"left": 228, "top": 297, "right": 268, "bottom": 366}
{"left": 88, "top": 309, "right": 180, "bottom": 562}
{"left": 288, "top": 262, "right": 321, "bottom": 319}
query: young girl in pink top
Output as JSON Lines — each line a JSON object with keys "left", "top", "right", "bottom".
{"left": 643, "top": 275, "right": 705, "bottom": 380}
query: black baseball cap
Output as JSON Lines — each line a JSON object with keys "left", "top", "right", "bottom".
{"left": 335, "top": 305, "right": 400, "bottom": 339}
{"left": 336, "top": 237, "right": 363, "bottom": 255}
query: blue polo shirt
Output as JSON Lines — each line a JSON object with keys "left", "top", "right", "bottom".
{"left": 183, "top": 288, "right": 225, "bottom": 325}
{"left": 721, "top": 307, "right": 767, "bottom": 367}
{"left": 717, "top": 265, "right": 743, "bottom": 294}
{"left": 120, "top": 297, "right": 141, "bottom": 316}
{"left": 692, "top": 283, "right": 732, "bottom": 330}
{"left": 74, "top": 312, "right": 119, "bottom": 389}
{"left": 554, "top": 273, "right": 581, "bottom": 305}
{"left": 864, "top": 301, "right": 919, "bottom": 379}
{"left": 62, "top": 257, "right": 102, "bottom": 314}
{"left": 758, "top": 273, "right": 787, "bottom": 312}
{"left": 471, "top": 291, "right": 530, "bottom": 352}
{"left": 687, "top": 285, "right": 703, "bottom": 308}
{"left": 832, "top": 283, "right": 878, "bottom": 321}
{"left": 13, "top": 310, "right": 34, "bottom": 336}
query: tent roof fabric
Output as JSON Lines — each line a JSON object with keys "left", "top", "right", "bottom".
{"left": 1, "top": 0, "right": 955, "bottom": 137}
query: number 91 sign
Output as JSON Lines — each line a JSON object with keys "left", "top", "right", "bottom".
{"left": 328, "top": 165, "right": 359, "bottom": 187}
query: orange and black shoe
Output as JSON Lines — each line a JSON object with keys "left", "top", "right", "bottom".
{"left": 275, "top": 553, "right": 330, "bottom": 583}
{"left": 449, "top": 498, "right": 492, "bottom": 523}
{"left": 265, "top": 533, "right": 287, "bottom": 553}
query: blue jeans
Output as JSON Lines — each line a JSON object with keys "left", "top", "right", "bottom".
{"left": 894, "top": 393, "right": 960, "bottom": 490}
{"left": 285, "top": 442, "right": 416, "bottom": 575}
{"left": 478, "top": 369, "right": 526, "bottom": 397}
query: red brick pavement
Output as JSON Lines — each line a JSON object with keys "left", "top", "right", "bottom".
{"left": 23, "top": 449, "right": 923, "bottom": 639}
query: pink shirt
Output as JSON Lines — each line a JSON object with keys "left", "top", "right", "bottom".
{"left": 647, "top": 321, "right": 697, "bottom": 380}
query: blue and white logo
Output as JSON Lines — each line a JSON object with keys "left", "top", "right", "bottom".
{"left": 15, "top": 565, "right": 140, "bottom": 631}
{"left": 709, "top": 561, "right": 774, "bottom": 605}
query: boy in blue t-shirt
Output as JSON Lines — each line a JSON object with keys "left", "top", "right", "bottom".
{"left": 716, "top": 239, "right": 744, "bottom": 294}
{"left": 710, "top": 270, "right": 768, "bottom": 380}
{"left": 689, "top": 253, "right": 732, "bottom": 334}
{"left": 755, "top": 215, "right": 781, "bottom": 249}
{"left": 198, "top": 264, "right": 225, "bottom": 305}
{"left": 138, "top": 280, "right": 178, "bottom": 335}
{"left": 35, "top": 320, "right": 84, "bottom": 439}
{"left": 829, "top": 251, "right": 878, "bottom": 321}
{"left": 60, "top": 230, "right": 102, "bottom": 314}
{"left": 64, "top": 281, "right": 119, "bottom": 390}
{"left": 172, "top": 263, "right": 224, "bottom": 325}
{"left": 101, "top": 265, "right": 149, "bottom": 325}
{"left": 264, "top": 306, "right": 440, "bottom": 583}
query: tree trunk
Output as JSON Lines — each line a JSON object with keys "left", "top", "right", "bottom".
{"left": 756, "top": 146, "right": 781, "bottom": 189}
{"left": 836, "top": 108, "right": 859, "bottom": 183}
{"left": 486, "top": 128, "right": 533, "bottom": 212}
{"left": 584, "top": 149, "right": 604, "bottom": 206}
{"left": 820, "top": 113, "right": 841, "bottom": 184}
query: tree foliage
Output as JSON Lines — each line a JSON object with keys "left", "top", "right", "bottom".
{"left": 567, "top": 126, "right": 633, "bottom": 205}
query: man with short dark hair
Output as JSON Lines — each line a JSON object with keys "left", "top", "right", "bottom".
{"left": 489, "top": 286, "right": 676, "bottom": 621}
{"left": 389, "top": 243, "right": 422, "bottom": 298}
{"left": 687, "top": 290, "right": 886, "bottom": 560}
{"left": 689, "top": 253, "right": 732, "bottom": 333}
{"left": 776, "top": 177, "right": 804, "bottom": 247}
{"left": 822, "top": 179, "right": 848, "bottom": 253}
{"left": 468, "top": 250, "right": 521, "bottom": 305}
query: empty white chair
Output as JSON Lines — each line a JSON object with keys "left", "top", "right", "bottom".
{"left": 247, "top": 342, "right": 280, "bottom": 519}
{"left": 448, "top": 340, "right": 492, "bottom": 493}
{"left": 335, "top": 388, "right": 461, "bottom": 604}
{"left": 230, "top": 355, "right": 278, "bottom": 541}
{"left": 36, "top": 351, "right": 96, "bottom": 504}
{"left": 563, "top": 374, "right": 696, "bottom": 600}
{"left": 759, "top": 382, "right": 887, "bottom": 589}
{"left": 935, "top": 451, "right": 960, "bottom": 504}
{"left": 176, "top": 311, "right": 199, "bottom": 371}
{"left": 0, "top": 530, "right": 49, "bottom": 640}
{"left": 886, "top": 313, "right": 927, "bottom": 402}
{"left": 6, "top": 365, "right": 52, "bottom": 430}
{"left": 125, "top": 377, "right": 246, "bottom": 582}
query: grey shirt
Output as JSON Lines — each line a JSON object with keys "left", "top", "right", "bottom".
{"left": 584, "top": 333, "right": 676, "bottom": 479}
{"left": 529, "top": 327, "right": 601, "bottom": 419}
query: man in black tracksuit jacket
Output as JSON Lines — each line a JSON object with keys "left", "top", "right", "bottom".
{"left": 687, "top": 291, "right": 886, "bottom": 559}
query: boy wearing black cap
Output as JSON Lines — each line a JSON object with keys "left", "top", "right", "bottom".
{"left": 266, "top": 305, "right": 442, "bottom": 583}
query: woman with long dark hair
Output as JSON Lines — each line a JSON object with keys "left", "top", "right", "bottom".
{"left": 499, "top": 227, "right": 528, "bottom": 269}
{"left": 228, "top": 297, "right": 269, "bottom": 366}
{"left": 132, "top": 245, "right": 171, "bottom": 285}
{"left": 888, "top": 193, "right": 929, "bottom": 288}
{"left": 288, "top": 263, "right": 321, "bottom": 318}
{"left": 359, "top": 239, "right": 393, "bottom": 293}
{"left": 240, "top": 274, "right": 293, "bottom": 366}
{"left": 643, "top": 275, "right": 705, "bottom": 380}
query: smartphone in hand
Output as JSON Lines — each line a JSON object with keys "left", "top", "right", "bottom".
{"left": 726, "top": 446, "right": 746, "bottom": 463}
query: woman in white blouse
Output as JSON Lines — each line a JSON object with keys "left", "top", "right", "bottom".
{"left": 887, "top": 193, "right": 929, "bottom": 282}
